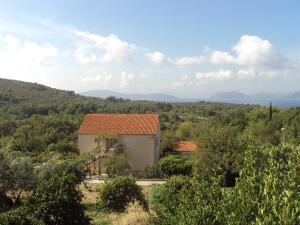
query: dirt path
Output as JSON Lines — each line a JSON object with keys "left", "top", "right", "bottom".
{"left": 84, "top": 179, "right": 166, "bottom": 186}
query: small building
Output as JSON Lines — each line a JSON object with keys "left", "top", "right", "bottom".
{"left": 174, "top": 140, "right": 197, "bottom": 157}
{"left": 78, "top": 114, "right": 160, "bottom": 172}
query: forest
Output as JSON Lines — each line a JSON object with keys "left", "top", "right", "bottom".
{"left": 0, "top": 78, "right": 299, "bottom": 225}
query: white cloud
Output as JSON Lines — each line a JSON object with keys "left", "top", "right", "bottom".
{"left": 145, "top": 51, "right": 167, "bottom": 64}
{"left": 237, "top": 68, "right": 256, "bottom": 79}
{"left": 196, "top": 70, "right": 232, "bottom": 81}
{"left": 74, "top": 30, "right": 136, "bottom": 64}
{"left": 120, "top": 71, "right": 135, "bottom": 88}
{"left": 81, "top": 73, "right": 112, "bottom": 83}
{"left": 0, "top": 34, "right": 59, "bottom": 82}
{"left": 3, "top": 34, "right": 21, "bottom": 50}
{"left": 210, "top": 35, "right": 285, "bottom": 68}
{"left": 211, "top": 50, "right": 234, "bottom": 64}
{"left": 74, "top": 44, "right": 97, "bottom": 65}
{"left": 238, "top": 68, "right": 280, "bottom": 79}
{"left": 171, "top": 75, "right": 195, "bottom": 88}
{"left": 174, "top": 56, "right": 205, "bottom": 67}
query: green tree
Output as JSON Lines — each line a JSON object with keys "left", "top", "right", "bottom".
{"left": 160, "top": 130, "right": 178, "bottom": 155}
{"left": 26, "top": 162, "right": 90, "bottom": 225}
{"left": 97, "top": 176, "right": 147, "bottom": 212}
{"left": 175, "top": 122, "right": 192, "bottom": 139}
{"left": 192, "top": 126, "right": 245, "bottom": 186}
{"left": 160, "top": 155, "right": 192, "bottom": 176}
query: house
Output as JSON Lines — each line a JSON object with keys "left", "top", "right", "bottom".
{"left": 174, "top": 140, "right": 197, "bottom": 157}
{"left": 78, "top": 114, "right": 160, "bottom": 172}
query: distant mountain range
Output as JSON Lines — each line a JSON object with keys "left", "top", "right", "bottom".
{"left": 80, "top": 89, "right": 300, "bottom": 107}
{"left": 210, "top": 91, "right": 300, "bottom": 107}
{"left": 80, "top": 90, "right": 198, "bottom": 102}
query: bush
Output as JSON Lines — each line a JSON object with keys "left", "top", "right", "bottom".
{"left": 144, "top": 164, "right": 161, "bottom": 179}
{"left": 150, "top": 176, "right": 223, "bottom": 225}
{"left": 97, "top": 176, "right": 147, "bottom": 212}
{"left": 0, "top": 207, "right": 45, "bottom": 225}
{"left": 105, "top": 153, "right": 130, "bottom": 177}
{"left": 222, "top": 144, "right": 300, "bottom": 225}
{"left": 151, "top": 144, "right": 300, "bottom": 225}
{"left": 160, "top": 155, "right": 192, "bottom": 176}
{"left": 25, "top": 161, "right": 90, "bottom": 225}
{"left": 0, "top": 192, "right": 13, "bottom": 213}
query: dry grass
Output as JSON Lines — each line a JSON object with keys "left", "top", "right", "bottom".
{"left": 80, "top": 183, "right": 101, "bottom": 204}
{"left": 112, "top": 202, "right": 150, "bottom": 225}
{"left": 81, "top": 183, "right": 155, "bottom": 225}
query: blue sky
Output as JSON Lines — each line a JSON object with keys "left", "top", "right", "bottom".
{"left": 0, "top": 0, "right": 300, "bottom": 97}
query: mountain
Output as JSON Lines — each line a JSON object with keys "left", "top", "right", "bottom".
{"left": 210, "top": 90, "right": 300, "bottom": 107}
{"left": 80, "top": 89, "right": 187, "bottom": 102}
{"left": 286, "top": 90, "right": 300, "bottom": 99}
{"left": 211, "top": 91, "right": 251, "bottom": 100}
{"left": 252, "top": 92, "right": 285, "bottom": 100}
{"left": 0, "top": 78, "right": 83, "bottom": 105}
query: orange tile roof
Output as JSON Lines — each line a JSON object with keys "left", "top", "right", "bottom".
{"left": 175, "top": 141, "right": 197, "bottom": 152}
{"left": 78, "top": 114, "right": 159, "bottom": 135}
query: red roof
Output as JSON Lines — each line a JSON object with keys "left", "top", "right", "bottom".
{"left": 175, "top": 141, "right": 197, "bottom": 152}
{"left": 78, "top": 114, "right": 159, "bottom": 135}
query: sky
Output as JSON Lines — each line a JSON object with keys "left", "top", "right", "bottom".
{"left": 0, "top": 0, "right": 300, "bottom": 98}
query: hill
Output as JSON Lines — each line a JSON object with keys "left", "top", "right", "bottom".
{"left": 80, "top": 89, "right": 187, "bottom": 102}
{"left": 211, "top": 91, "right": 251, "bottom": 100}
{"left": 0, "top": 78, "right": 85, "bottom": 105}
{"left": 210, "top": 90, "right": 300, "bottom": 107}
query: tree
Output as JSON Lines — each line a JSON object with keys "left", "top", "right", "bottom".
{"left": 26, "top": 162, "right": 90, "bottom": 225}
{"left": 150, "top": 176, "right": 223, "bottom": 225}
{"left": 175, "top": 122, "right": 192, "bottom": 139}
{"left": 0, "top": 153, "right": 36, "bottom": 208}
{"left": 192, "top": 126, "right": 245, "bottom": 186}
{"left": 223, "top": 143, "right": 300, "bottom": 225}
{"left": 160, "top": 155, "right": 192, "bottom": 176}
{"left": 160, "top": 130, "right": 178, "bottom": 155}
{"left": 269, "top": 101, "right": 273, "bottom": 121}
{"left": 97, "top": 176, "right": 147, "bottom": 212}
{"left": 105, "top": 153, "right": 130, "bottom": 176}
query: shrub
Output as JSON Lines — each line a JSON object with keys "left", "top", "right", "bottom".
{"left": 0, "top": 192, "right": 13, "bottom": 213}
{"left": 0, "top": 207, "right": 45, "bottom": 225}
{"left": 26, "top": 162, "right": 90, "bottom": 225}
{"left": 160, "top": 155, "right": 192, "bottom": 176}
{"left": 150, "top": 176, "right": 223, "bottom": 225}
{"left": 105, "top": 153, "right": 130, "bottom": 177}
{"left": 151, "top": 144, "right": 300, "bottom": 225}
{"left": 222, "top": 144, "right": 300, "bottom": 225}
{"left": 97, "top": 176, "right": 147, "bottom": 212}
{"left": 144, "top": 164, "right": 161, "bottom": 179}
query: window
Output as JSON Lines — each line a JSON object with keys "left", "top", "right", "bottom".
{"left": 124, "top": 137, "right": 133, "bottom": 147}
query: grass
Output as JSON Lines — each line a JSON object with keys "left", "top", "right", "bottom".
{"left": 80, "top": 183, "right": 154, "bottom": 225}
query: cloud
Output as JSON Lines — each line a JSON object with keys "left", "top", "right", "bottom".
{"left": 210, "top": 50, "right": 234, "bottom": 64}
{"left": 3, "top": 34, "right": 21, "bottom": 50}
{"left": 81, "top": 73, "right": 112, "bottom": 83}
{"left": 74, "top": 44, "right": 97, "bottom": 65}
{"left": 174, "top": 56, "right": 205, "bottom": 67}
{"left": 0, "top": 34, "right": 59, "bottom": 79}
{"left": 145, "top": 51, "right": 168, "bottom": 64}
{"left": 74, "top": 30, "right": 136, "bottom": 64}
{"left": 210, "top": 35, "right": 285, "bottom": 68}
{"left": 171, "top": 75, "right": 195, "bottom": 88}
{"left": 237, "top": 68, "right": 280, "bottom": 79}
{"left": 196, "top": 69, "right": 232, "bottom": 81}
{"left": 120, "top": 71, "right": 135, "bottom": 88}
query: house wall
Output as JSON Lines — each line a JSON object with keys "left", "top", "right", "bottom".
{"left": 78, "top": 133, "right": 160, "bottom": 171}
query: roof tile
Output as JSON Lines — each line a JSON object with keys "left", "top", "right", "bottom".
{"left": 78, "top": 114, "right": 159, "bottom": 135}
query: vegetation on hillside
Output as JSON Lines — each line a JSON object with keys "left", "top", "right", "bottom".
{"left": 0, "top": 79, "right": 299, "bottom": 224}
